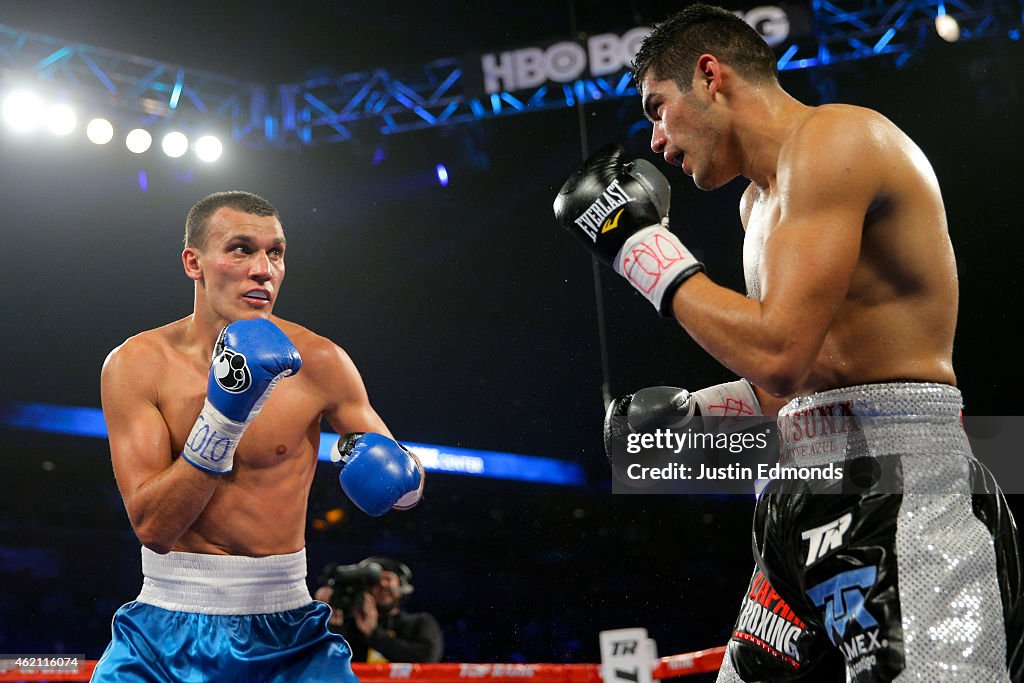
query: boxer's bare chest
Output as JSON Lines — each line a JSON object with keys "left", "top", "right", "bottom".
{"left": 156, "top": 347, "right": 321, "bottom": 469}
{"left": 742, "top": 190, "right": 781, "bottom": 300}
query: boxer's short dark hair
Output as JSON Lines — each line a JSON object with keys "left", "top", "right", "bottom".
{"left": 184, "top": 191, "right": 279, "bottom": 249}
{"left": 633, "top": 4, "right": 778, "bottom": 95}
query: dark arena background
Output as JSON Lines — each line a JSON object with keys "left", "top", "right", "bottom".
{"left": 0, "top": 1, "right": 1021, "bottom": 681}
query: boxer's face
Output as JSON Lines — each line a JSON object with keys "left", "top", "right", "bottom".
{"left": 187, "top": 207, "right": 286, "bottom": 322}
{"left": 642, "top": 72, "right": 733, "bottom": 191}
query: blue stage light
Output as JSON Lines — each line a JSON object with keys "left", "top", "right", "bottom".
{"left": 0, "top": 401, "right": 587, "bottom": 487}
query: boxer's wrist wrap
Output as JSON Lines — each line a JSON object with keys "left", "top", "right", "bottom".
{"left": 691, "top": 379, "right": 761, "bottom": 417}
{"left": 332, "top": 432, "right": 365, "bottom": 467}
{"left": 182, "top": 399, "right": 247, "bottom": 474}
{"left": 613, "top": 221, "right": 704, "bottom": 316}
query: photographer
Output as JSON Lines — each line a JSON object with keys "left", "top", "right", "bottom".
{"left": 314, "top": 556, "right": 443, "bottom": 663}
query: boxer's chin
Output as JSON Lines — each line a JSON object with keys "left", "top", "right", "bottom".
{"left": 692, "top": 168, "right": 733, "bottom": 192}
{"left": 692, "top": 171, "right": 717, "bottom": 192}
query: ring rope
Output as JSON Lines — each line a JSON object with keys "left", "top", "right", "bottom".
{"left": 0, "top": 647, "right": 726, "bottom": 682}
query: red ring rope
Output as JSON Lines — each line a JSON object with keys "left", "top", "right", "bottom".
{"left": 0, "top": 647, "right": 726, "bottom": 682}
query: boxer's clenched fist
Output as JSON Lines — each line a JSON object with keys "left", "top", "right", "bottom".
{"left": 553, "top": 143, "right": 704, "bottom": 315}
{"left": 183, "top": 318, "right": 302, "bottom": 473}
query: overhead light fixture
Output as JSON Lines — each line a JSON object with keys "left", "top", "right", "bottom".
{"left": 86, "top": 118, "right": 114, "bottom": 145}
{"left": 935, "top": 13, "right": 960, "bottom": 42}
{"left": 126, "top": 128, "right": 152, "bottom": 154}
{"left": 161, "top": 131, "right": 188, "bottom": 158}
{"left": 45, "top": 103, "right": 77, "bottom": 135}
{"left": 2, "top": 90, "right": 44, "bottom": 133}
{"left": 194, "top": 135, "right": 223, "bottom": 162}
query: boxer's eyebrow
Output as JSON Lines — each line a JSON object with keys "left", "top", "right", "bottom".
{"left": 227, "top": 235, "right": 286, "bottom": 246}
{"left": 641, "top": 92, "right": 659, "bottom": 123}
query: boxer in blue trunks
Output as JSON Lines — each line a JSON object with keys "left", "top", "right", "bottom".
{"left": 554, "top": 5, "right": 1022, "bottom": 680}
{"left": 94, "top": 191, "right": 424, "bottom": 682}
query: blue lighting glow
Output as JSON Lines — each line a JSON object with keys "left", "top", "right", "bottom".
{"left": 874, "top": 28, "right": 897, "bottom": 53}
{"left": 169, "top": 70, "right": 185, "bottom": 110}
{"left": 776, "top": 45, "right": 800, "bottom": 70}
{"left": 0, "top": 401, "right": 109, "bottom": 439}
{"left": 137, "top": 170, "right": 148, "bottom": 192}
{"left": 0, "top": 401, "right": 586, "bottom": 487}
{"left": 436, "top": 163, "right": 449, "bottom": 186}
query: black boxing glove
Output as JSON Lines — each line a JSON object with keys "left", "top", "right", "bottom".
{"left": 604, "top": 380, "right": 761, "bottom": 461}
{"left": 553, "top": 143, "right": 704, "bottom": 315}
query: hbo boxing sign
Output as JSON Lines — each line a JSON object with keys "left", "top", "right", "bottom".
{"left": 481, "top": 27, "right": 651, "bottom": 94}
{"left": 480, "top": 6, "right": 790, "bottom": 94}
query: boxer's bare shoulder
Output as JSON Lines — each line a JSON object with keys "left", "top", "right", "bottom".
{"left": 739, "top": 106, "right": 901, "bottom": 231}
{"left": 777, "top": 104, "right": 943, "bottom": 208}
{"left": 269, "top": 317, "right": 344, "bottom": 372}
{"left": 103, "top": 321, "right": 179, "bottom": 403}
{"left": 104, "top": 318, "right": 206, "bottom": 376}
{"left": 102, "top": 318, "right": 215, "bottom": 433}
{"left": 269, "top": 316, "right": 373, "bottom": 416}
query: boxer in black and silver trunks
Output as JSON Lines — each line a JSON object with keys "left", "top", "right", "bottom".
{"left": 553, "top": 4, "right": 1022, "bottom": 681}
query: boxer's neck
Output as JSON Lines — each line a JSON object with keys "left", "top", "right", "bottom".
{"left": 730, "top": 86, "right": 810, "bottom": 189}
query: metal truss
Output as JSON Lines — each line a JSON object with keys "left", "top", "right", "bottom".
{"left": 0, "top": 24, "right": 268, "bottom": 144}
{"left": 267, "top": 0, "right": 1023, "bottom": 144}
{"left": 0, "top": 0, "right": 1020, "bottom": 148}
{"left": 275, "top": 61, "right": 639, "bottom": 145}
{"left": 777, "top": 0, "right": 1022, "bottom": 71}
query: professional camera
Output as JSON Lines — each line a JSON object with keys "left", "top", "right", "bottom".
{"left": 322, "top": 560, "right": 382, "bottom": 613}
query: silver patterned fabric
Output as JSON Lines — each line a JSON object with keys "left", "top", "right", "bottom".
{"left": 775, "top": 383, "right": 1011, "bottom": 682}
{"left": 777, "top": 382, "right": 970, "bottom": 474}
{"left": 715, "top": 641, "right": 761, "bottom": 683}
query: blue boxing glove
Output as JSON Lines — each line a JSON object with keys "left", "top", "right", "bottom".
{"left": 332, "top": 433, "right": 424, "bottom": 517}
{"left": 183, "top": 319, "right": 302, "bottom": 474}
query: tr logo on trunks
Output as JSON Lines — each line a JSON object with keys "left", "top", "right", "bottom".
{"left": 733, "top": 571, "right": 807, "bottom": 668}
{"left": 806, "top": 566, "right": 879, "bottom": 645}
{"left": 801, "top": 513, "right": 853, "bottom": 566}
{"left": 574, "top": 179, "right": 635, "bottom": 242}
{"left": 212, "top": 348, "right": 252, "bottom": 394}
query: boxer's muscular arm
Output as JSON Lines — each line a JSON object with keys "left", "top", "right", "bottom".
{"left": 101, "top": 340, "right": 219, "bottom": 554}
{"left": 309, "top": 338, "right": 394, "bottom": 438}
{"left": 312, "top": 338, "right": 425, "bottom": 515}
{"left": 669, "top": 112, "right": 874, "bottom": 397}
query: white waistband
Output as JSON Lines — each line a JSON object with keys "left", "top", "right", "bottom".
{"left": 136, "top": 547, "right": 312, "bottom": 615}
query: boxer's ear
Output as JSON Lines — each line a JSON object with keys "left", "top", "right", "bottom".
{"left": 695, "top": 54, "right": 723, "bottom": 98}
{"left": 182, "top": 247, "right": 202, "bottom": 281}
